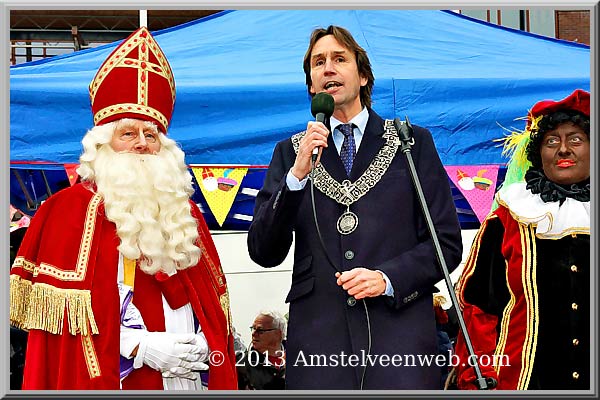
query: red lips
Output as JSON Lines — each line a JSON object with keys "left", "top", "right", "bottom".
{"left": 557, "top": 159, "right": 575, "bottom": 168}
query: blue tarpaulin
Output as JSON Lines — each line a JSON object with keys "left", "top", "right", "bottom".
{"left": 9, "top": 10, "right": 590, "bottom": 229}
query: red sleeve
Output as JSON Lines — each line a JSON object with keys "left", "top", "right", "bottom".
{"left": 186, "top": 200, "right": 238, "bottom": 389}
{"left": 453, "top": 304, "right": 499, "bottom": 389}
{"left": 453, "top": 213, "right": 508, "bottom": 389}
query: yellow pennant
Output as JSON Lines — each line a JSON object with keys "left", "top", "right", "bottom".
{"left": 192, "top": 167, "right": 248, "bottom": 227}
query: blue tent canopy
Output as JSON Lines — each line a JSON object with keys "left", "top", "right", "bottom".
{"left": 9, "top": 10, "right": 590, "bottom": 229}
{"left": 10, "top": 9, "right": 589, "bottom": 165}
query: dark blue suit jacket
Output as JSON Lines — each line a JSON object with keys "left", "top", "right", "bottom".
{"left": 248, "top": 108, "right": 462, "bottom": 389}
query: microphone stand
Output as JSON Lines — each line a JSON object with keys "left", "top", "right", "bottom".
{"left": 393, "top": 117, "right": 497, "bottom": 390}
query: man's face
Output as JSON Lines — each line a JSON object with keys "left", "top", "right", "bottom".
{"left": 309, "top": 35, "right": 367, "bottom": 117}
{"left": 251, "top": 315, "right": 281, "bottom": 354}
{"left": 109, "top": 119, "right": 161, "bottom": 154}
{"left": 540, "top": 121, "right": 590, "bottom": 185}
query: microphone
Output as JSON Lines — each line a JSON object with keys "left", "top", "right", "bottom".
{"left": 393, "top": 116, "right": 414, "bottom": 143}
{"left": 310, "top": 92, "right": 335, "bottom": 162}
{"left": 393, "top": 116, "right": 415, "bottom": 154}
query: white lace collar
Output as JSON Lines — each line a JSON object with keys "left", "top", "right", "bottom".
{"left": 497, "top": 182, "right": 590, "bottom": 239}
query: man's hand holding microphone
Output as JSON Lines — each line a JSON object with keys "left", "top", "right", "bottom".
{"left": 291, "top": 92, "right": 335, "bottom": 180}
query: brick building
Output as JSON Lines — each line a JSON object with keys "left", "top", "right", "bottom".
{"left": 556, "top": 10, "right": 591, "bottom": 44}
{"left": 459, "top": 9, "right": 590, "bottom": 45}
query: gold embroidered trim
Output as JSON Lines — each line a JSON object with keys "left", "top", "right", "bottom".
{"left": 219, "top": 290, "right": 232, "bottom": 336}
{"left": 197, "top": 235, "right": 226, "bottom": 289}
{"left": 89, "top": 27, "right": 175, "bottom": 103}
{"left": 517, "top": 224, "right": 538, "bottom": 389}
{"left": 455, "top": 215, "right": 498, "bottom": 309}
{"left": 535, "top": 227, "right": 590, "bottom": 239}
{"left": 496, "top": 194, "right": 554, "bottom": 230}
{"left": 291, "top": 119, "right": 401, "bottom": 206}
{"left": 138, "top": 37, "right": 149, "bottom": 109}
{"left": 93, "top": 103, "right": 169, "bottom": 132}
{"left": 22, "top": 282, "right": 99, "bottom": 336}
{"left": 13, "top": 256, "right": 36, "bottom": 273}
{"left": 496, "top": 194, "right": 589, "bottom": 239}
{"left": 196, "top": 225, "right": 231, "bottom": 332}
{"left": 36, "top": 193, "right": 101, "bottom": 281}
{"left": 10, "top": 275, "right": 32, "bottom": 330}
{"left": 12, "top": 277, "right": 102, "bottom": 375}
{"left": 495, "top": 258, "right": 515, "bottom": 375}
{"left": 81, "top": 334, "right": 102, "bottom": 378}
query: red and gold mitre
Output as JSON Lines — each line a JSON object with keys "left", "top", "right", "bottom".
{"left": 89, "top": 26, "right": 175, "bottom": 134}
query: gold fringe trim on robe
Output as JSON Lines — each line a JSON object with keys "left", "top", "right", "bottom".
{"left": 10, "top": 275, "right": 32, "bottom": 330}
{"left": 10, "top": 275, "right": 99, "bottom": 336}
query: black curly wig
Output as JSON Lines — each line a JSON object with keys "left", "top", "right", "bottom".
{"left": 525, "top": 110, "right": 590, "bottom": 169}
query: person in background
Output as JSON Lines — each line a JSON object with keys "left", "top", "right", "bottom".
{"left": 237, "top": 310, "right": 287, "bottom": 390}
{"left": 453, "top": 89, "right": 590, "bottom": 390}
{"left": 247, "top": 25, "right": 462, "bottom": 389}
{"left": 9, "top": 26, "right": 237, "bottom": 390}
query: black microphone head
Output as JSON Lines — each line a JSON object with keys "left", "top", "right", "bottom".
{"left": 311, "top": 92, "right": 335, "bottom": 119}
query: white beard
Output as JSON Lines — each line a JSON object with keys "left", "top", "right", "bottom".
{"left": 92, "top": 145, "right": 201, "bottom": 275}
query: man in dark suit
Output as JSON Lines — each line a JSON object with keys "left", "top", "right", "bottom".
{"left": 247, "top": 25, "right": 462, "bottom": 389}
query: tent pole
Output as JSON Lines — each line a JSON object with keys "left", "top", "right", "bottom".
{"left": 11, "top": 169, "right": 35, "bottom": 210}
{"left": 40, "top": 169, "right": 53, "bottom": 198}
{"left": 139, "top": 10, "right": 148, "bottom": 28}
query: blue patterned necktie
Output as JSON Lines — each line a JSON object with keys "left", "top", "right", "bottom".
{"left": 338, "top": 123, "right": 356, "bottom": 175}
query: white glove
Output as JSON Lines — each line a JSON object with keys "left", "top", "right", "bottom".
{"left": 185, "top": 332, "right": 210, "bottom": 363}
{"left": 160, "top": 332, "right": 210, "bottom": 379}
{"left": 133, "top": 332, "right": 202, "bottom": 372}
{"left": 161, "top": 364, "right": 207, "bottom": 380}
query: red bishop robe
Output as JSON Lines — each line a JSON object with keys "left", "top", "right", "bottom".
{"left": 10, "top": 183, "right": 238, "bottom": 390}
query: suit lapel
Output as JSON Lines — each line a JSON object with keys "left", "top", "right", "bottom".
{"left": 349, "top": 109, "right": 385, "bottom": 180}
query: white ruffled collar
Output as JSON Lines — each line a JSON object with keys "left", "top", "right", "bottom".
{"left": 497, "top": 182, "right": 590, "bottom": 239}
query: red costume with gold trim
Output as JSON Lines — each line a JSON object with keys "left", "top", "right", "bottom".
{"left": 453, "top": 89, "right": 590, "bottom": 390}
{"left": 89, "top": 27, "right": 175, "bottom": 133}
{"left": 454, "top": 202, "right": 537, "bottom": 389}
{"left": 9, "top": 24, "right": 239, "bottom": 390}
{"left": 10, "top": 183, "right": 237, "bottom": 389}
{"left": 454, "top": 180, "right": 590, "bottom": 390}
{"left": 11, "top": 26, "right": 237, "bottom": 390}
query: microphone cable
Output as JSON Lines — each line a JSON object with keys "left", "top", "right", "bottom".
{"left": 308, "top": 156, "right": 373, "bottom": 390}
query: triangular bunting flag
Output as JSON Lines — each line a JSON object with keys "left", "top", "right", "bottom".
{"left": 10, "top": 204, "right": 31, "bottom": 232}
{"left": 192, "top": 166, "right": 248, "bottom": 227}
{"left": 445, "top": 165, "right": 500, "bottom": 223}
{"left": 64, "top": 163, "right": 79, "bottom": 186}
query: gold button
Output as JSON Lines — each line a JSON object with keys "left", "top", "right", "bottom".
{"left": 572, "top": 303, "right": 578, "bottom": 310}
{"left": 573, "top": 338, "right": 580, "bottom": 346}
{"left": 572, "top": 371, "right": 579, "bottom": 380}
{"left": 571, "top": 265, "right": 578, "bottom": 272}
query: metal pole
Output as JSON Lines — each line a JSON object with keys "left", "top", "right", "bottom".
{"left": 139, "top": 10, "right": 148, "bottom": 28}
{"left": 12, "top": 169, "right": 35, "bottom": 210}
{"left": 393, "top": 117, "right": 496, "bottom": 390}
{"left": 40, "top": 170, "right": 53, "bottom": 198}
